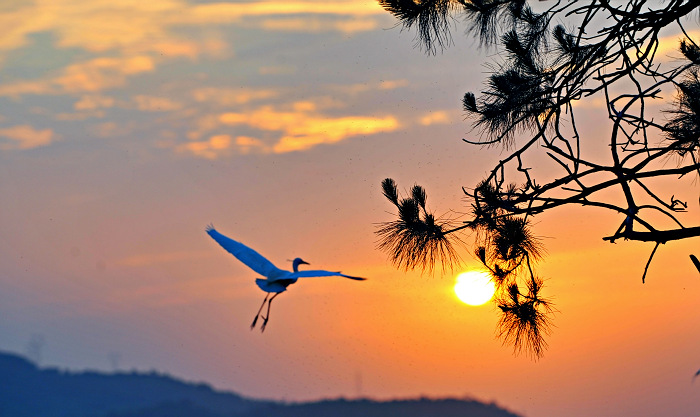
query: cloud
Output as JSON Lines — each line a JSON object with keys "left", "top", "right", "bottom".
{"left": 378, "top": 80, "right": 409, "bottom": 90}
{"left": 272, "top": 115, "right": 398, "bottom": 152}
{"left": 331, "top": 79, "right": 409, "bottom": 95}
{"left": 0, "top": 125, "right": 55, "bottom": 150}
{"left": 90, "top": 121, "right": 134, "bottom": 138}
{"left": 0, "top": 56, "right": 155, "bottom": 96}
{"left": 419, "top": 110, "right": 450, "bottom": 126}
{"left": 176, "top": 134, "right": 276, "bottom": 158}
{"left": 177, "top": 100, "right": 400, "bottom": 158}
{"left": 235, "top": 136, "right": 268, "bottom": 154}
{"left": 60, "top": 93, "right": 182, "bottom": 119}
{"left": 54, "top": 94, "right": 114, "bottom": 120}
{"left": 257, "top": 16, "right": 379, "bottom": 34}
{"left": 656, "top": 30, "right": 700, "bottom": 60}
{"left": 0, "top": 80, "right": 50, "bottom": 96}
{"left": 0, "top": 0, "right": 386, "bottom": 58}
{"left": 292, "top": 101, "right": 317, "bottom": 112}
{"left": 176, "top": 134, "right": 233, "bottom": 159}
{"left": 178, "top": 104, "right": 400, "bottom": 157}
{"left": 0, "top": 0, "right": 388, "bottom": 100}
{"left": 74, "top": 94, "right": 115, "bottom": 110}
{"left": 181, "top": 1, "right": 385, "bottom": 23}
{"left": 0, "top": 0, "right": 229, "bottom": 58}
{"left": 621, "top": 30, "right": 700, "bottom": 64}
{"left": 191, "top": 87, "right": 279, "bottom": 106}
{"left": 53, "top": 56, "right": 155, "bottom": 92}
{"left": 133, "top": 95, "right": 183, "bottom": 112}
{"left": 55, "top": 110, "right": 106, "bottom": 121}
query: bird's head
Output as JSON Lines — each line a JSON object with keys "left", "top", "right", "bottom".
{"left": 291, "top": 257, "right": 310, "bottom": 272}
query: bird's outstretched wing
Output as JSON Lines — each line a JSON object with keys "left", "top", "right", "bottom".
{"left": 206, "top": 226, "right": 283, "bottom": 278}
{"left": 290, "top": 270, "right": 366, "bottom": 280}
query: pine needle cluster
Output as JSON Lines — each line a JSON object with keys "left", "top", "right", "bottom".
{"left": 376, "top": 178, "right": 461, "bottom": 273}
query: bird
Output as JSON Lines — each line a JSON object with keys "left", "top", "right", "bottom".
{"left": 205, "top": 225, "right": 366, "bottom": 331}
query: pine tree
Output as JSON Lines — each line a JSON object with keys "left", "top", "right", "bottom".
{"left": 376, "top": 0, "right": 700, "bottom": 358}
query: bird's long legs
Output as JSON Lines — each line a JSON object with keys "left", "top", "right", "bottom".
{"left": 260, "top": 292, "right": 281, "bottom": 332}
{"left": 251, "top": 293, "right": 270, "bottom": 330}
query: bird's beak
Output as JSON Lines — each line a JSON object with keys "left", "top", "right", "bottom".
{"left": 300, "top": 260, "right": 310, "bottom": 265}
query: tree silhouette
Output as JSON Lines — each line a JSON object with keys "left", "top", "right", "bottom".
{"left": 376, "top": 0, "right": 700, "bottom": 358}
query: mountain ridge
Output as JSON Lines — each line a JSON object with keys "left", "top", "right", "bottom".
{"left": 0, "top": 351, "right": 522, "bottom": 417}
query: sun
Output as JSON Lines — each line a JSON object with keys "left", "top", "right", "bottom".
{"left": 454, "top": 271, "right": 496, "bottom": 306}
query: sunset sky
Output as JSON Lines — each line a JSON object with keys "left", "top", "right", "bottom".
{"left": 1, "top": 1, "right": 699, "bottom": 416}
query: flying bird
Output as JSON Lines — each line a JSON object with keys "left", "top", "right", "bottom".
{"left": 206, "top": 225, "right": 366, "bottom": 331}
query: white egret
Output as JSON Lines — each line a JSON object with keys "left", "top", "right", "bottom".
{"left": 206, "top": 225, "right": 366, "bottom": 331}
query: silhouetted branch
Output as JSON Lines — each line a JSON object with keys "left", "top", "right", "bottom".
{"left": 691, "top": 254, "right": 700, "bottom": 273}
{"left": 642, "top": 242, "right": 661, "bottom": 284}
{"left": 603, "top": 226, "right": 700, "bottom": 244}
{"left": 377, "top": 0, "right": 700, "bottom": 359}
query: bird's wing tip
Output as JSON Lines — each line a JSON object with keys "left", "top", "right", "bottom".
{"left": 345, "top": 275, "right": 367, "bottom": 281}
{"left": 336, "top": 270, "right": 367, "bottom": 281}
{"left": 205, "top": 223, "right": 215, "bottom": 233}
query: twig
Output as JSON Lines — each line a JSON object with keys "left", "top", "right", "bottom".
{"left": 642, "top": 241, "right": 661, "bottom": 283}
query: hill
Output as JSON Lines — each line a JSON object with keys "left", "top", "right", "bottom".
{"left": 0, "top": 351, "right": 521, "bottom": 417}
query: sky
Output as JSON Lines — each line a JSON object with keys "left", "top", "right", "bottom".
{"left": 0, "top": 1, "right": 699, "bottom": 416}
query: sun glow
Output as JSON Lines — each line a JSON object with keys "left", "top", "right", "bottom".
{"left": 454, "top": 271, "right": 496, "bottom": 306}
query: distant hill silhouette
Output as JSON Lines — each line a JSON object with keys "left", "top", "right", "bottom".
{"left": 0, "top": 351, "right": 522, "bottom": 417}
{"left": 236, "top": 398, "right": 523, "bottom": 417}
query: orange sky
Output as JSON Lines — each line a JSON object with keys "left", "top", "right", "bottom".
{"left": 0, "top": 1, "right": 699, "bottom": 416}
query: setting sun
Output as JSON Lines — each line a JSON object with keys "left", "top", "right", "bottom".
{"left": 454, "top": 271, "right": 496, "bottom": 306}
